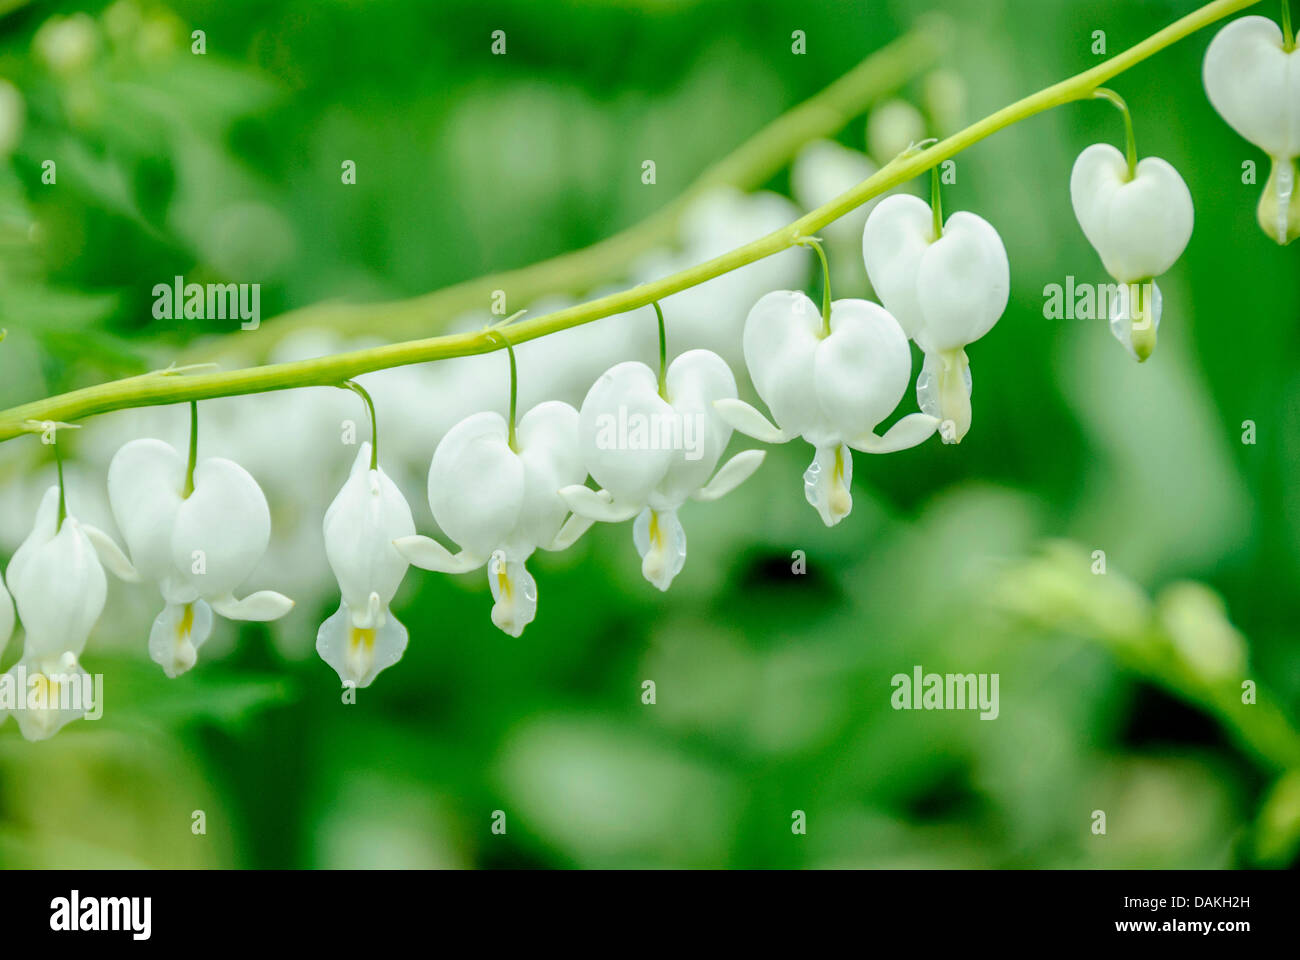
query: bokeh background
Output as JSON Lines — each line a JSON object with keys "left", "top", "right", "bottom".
{"left": 1, "top": 0, "right": 1298, "bottom": 868}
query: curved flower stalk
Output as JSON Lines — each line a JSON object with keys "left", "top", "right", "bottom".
{"left": 862, "top": 191, "right": 1009, "bottom": 443}
{"left": 2, "top": 484, "right": 132, "bottom": 740}
{"left": 316, "top": 440, "right": 415, "bottom": 688}
{"left": 1203, "top": 13, "right": 1300, "bottom": 245}
{"left": 715, "top": 289, "right": 937, "bottom": 527}
{"left": 107, "top": 422, "right": 294, "bottom": 678}
{"left": 1068, "top": 91, "right": 1195, "bottom": 361}
{"left": 559, "top": 344, "right": 765, "bottom": 590}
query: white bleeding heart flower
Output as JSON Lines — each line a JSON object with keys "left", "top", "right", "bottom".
{"left": 715, "top": 291, "right": 937, "bottom": 527}
{"left": 559, "top": 350, "right": 765, "bottom": 591}
{"left": 315, "top": 443, "right": 415, "bottom": 688}
{"left": 1204, "top": 15, "right": 1300, "bottom": 245}
{"left": 395, "top": 401, "right": 588, "bottom": 636}
{"left": 2, "top": 485, "right": 130, "bottom": 740}
{"left": 1069, "top": 143, "right": 1194, "bottom": 361}
{"left": 863, "top": 194, "right": 1010, "bottom": 442}
{"left": 107, "top": 438, "right": 294, "bottom": 678}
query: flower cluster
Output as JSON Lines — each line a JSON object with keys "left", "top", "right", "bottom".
{"left": 2, "top": 7, "right": 1295, "bottom": 741}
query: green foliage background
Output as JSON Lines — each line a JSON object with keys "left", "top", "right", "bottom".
{"left": 0, "top": 0, "right": 1297, "bottom": 868}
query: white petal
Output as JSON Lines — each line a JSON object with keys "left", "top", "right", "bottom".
{"left": 546, "top": 508, "right": 600, "bottom": 552}
{"left": 171, "top": 457, "right": 273, "bottom": 603}
{"left": 692, "top": 449, "right": 766, "bottom": 502}
{"left": 1069, "top": 143, "right": 1194, "bottom": 284}
{"left": 210, "top": 590, "right": 294, "bottom": 621}
{"left": 851, "top": 412, "right": 940, "bottom": 454}
{"left": 1106, "top": 280, "right": 1162, "bottom": 362}
{"left": 812, "top": 298, "right": 912, "bottom": 444}
{"left": 5, "top": 484, "right": 61, "bottom": 589}
{"left": 147, "top": 600, "right": 214, "bottom": 678}
{"left": 656, "top": 349, "right": 738, "bottom": 505}
{"left": 915, "top": 210, "right": 1010, "bottom": 352}
{"left": 712, "top": 398, "right": 790, "bottom": 444}
{"left": 1203, "top": 16, "right": 1300, "bottom": 160}
{"left": 578, "top": 360, "right": 675, "bottom": 507}
{"left": 5, "top": 657, "right": 92, "bottom": 741}
{"left": 804, "top": 443, "right": 854, "bottom": 527}
{"left": 740, "top": 290, "right": 824, "bottom": 439}
{"left": 916, "top": 349, "right": 973, "bottom": 444}
{"left": 392, "top": 534, "right": 484, "bottom": 573}
{"left": 315, "top": 600, "right": 408, "bottom": 688}
{"left": 488, "top": 552, "right": 537, "bottom": 637}
{"left": 82, "top": 524, "right": 140, "bottom": 582}
{"left": 558, "top": 484, "right": 641, "bottom": 523}
{"left": 7, "top": 491, "right": 107, "bottom": 661}
{"left": 862, "top": 193, "right": 935, "bottom": 339}
{"left": 106, "top": 438, "right": 185, "bottom": 584}
{"left": 428, "top": 411, "right": 524, "bottom": 560}
{"left": 510, "top": 401, "right": 585, "bottom": 556}
{"left": 323, "top": 443, "right": 415, "bottom": 614}
{"left": 633, "top": 507, "right": 687, "bottom": 591}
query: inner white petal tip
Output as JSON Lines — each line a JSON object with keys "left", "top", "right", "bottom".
{"left": 803, "top": 444, "right": 853, "bottom": 527}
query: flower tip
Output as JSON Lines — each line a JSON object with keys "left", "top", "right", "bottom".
{"left": 1132, "top": 325, "right": 1157, "bottom": 363}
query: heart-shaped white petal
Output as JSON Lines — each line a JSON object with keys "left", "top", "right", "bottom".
{"left": 107, "top": 438, "right": 185, "bottom": 584}
{"left": 1070, "top": 143, "right": 1194, "bottom": 284}
{"left": 427, "top": 411, "right": 525, "bottom": 561}
{"left": 812, "top": 299, "right": 913, "bottom": 445}
{"left": 1203, "top": 16, "right": 1300, "bottom": 161}
{"left": 509, "top": 401, "right": 585, "bottom": 557}
{"left": 653, "top": 349, "right": 737, "bottom": 507}
{"left": 742, "top": 290, "right": 825, "bottom": 440}
{"left": 579, "top": 360, "right": 676, "bottom": 509}
{"left": 170, "top": 456, "right": 275, "bottom": 605}
{"left": 861, "top": 194, "right": 934, "bottom": 339}
{"left": 864, "top": 195, "right": 1010, "bottom": 352}
{"left": 742, "top": 292, "right": 913, "bottom": 446}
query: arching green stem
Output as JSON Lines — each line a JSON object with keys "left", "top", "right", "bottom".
{"left": 183, "top": 401, "right": 198, "bottom": 496}
{"left": 1284, "top": 0, "right": 1295, "bottom": 50}
{"left": 342, "top": 381, "right": 379, "bottom": 469}
{"left": 797, "top": 237, "right": 833, "bottom": 336}
{"left": 0, "top": 0, "right": 1265, "bottom": 441}
{"left": 1094, "top": 88, "right": 1138, "bottom": 180}
{"left": 652, "top": 301, "right": 668, "bottom": 399}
